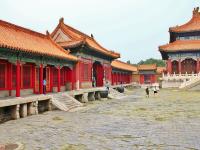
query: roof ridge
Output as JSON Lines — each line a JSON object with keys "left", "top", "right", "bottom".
{"left": 52, "top": 18, "right": 120, "bottom": 59}
{"left": 59, "top": 18, "right": 119, "bottom": 55}
{"left": 46, "top": 32, "right": 77, "bottom": 60}
{"left": 0, "top": 19, "right": 46, "bottom": 39}
{"left": 59, "top": 17, "right": 94, "bottom": 40}
{"left": 170, "top": 7, "right": 200, "bottom": 32}
{"left": 115, "top": 60, "right": 135, "bottom": 66}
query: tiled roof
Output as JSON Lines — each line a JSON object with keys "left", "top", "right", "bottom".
{"left": 156, "top": 67, "right": 166, "bottom": 74}
{"left": 51, "top": 18, "right": 120, "bottom": 59}
{"left": 170, "top": 7, "right": 200, "bottom": 33}
{"left": 159, "top": 40, "right": 200, "bottom": 52}
{"left": 58, "top": 40, "right": 83, "bottom": 49}
{"left": 111, "top": 60, "right": 137, "bottom": 72}
{"left": 138, "top": 64, "right": 157, "bottom": 71}
{"left": 0, "top": 20, "right": 77, "bottom": 61}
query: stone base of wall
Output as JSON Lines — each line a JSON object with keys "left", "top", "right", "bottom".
{"left": 0, "top": 91, "right": 9, "bottom": 98}
{"left": 0, "top": 89, "right": 33, "bottom": 98}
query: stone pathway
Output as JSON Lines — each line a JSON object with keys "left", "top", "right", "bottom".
{"left": 0, "top": 89, "right": 200, "bottom": 150}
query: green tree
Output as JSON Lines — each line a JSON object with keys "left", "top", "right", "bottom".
{"left": 137, "top": 58, "right": 165, "bottom": 67}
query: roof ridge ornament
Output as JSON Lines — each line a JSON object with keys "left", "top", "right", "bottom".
{"left": 46, "top": 30, "right": 50, "bottom": 36}
{"left": 59, "top": 17, "right": 64, "bottom": 24}
{"left": 193, "top": 7, "right": 200, "bottom": 17}
{"left": 91, "top": 34, "right": 94, "bottom": 39}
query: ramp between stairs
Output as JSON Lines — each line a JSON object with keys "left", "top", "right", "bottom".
{"left": 179, "top": 77, "right": 200, "bottom": 90}
{"left": 51, "top": 93, "right": 83, "bottom": 112}
{"left": 108, "top": 88, "right": 126, "bottom": 99}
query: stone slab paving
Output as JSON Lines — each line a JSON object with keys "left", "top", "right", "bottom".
{"left": 0, "top": 89, "right": 200, "bottom": 150}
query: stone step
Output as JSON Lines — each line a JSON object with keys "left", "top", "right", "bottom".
{"left": 108, "top": 88, "right": 126, "bottom": 99}
{"left": 51, "top": 93, "right": 83, "bottom": 112}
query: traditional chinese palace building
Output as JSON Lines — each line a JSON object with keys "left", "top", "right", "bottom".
{"left": 0, "top": 18, "right": 138, "bottom": 98}
{"left": 0, "top": 20, "right": 78, "bottom": 98}
{"left": 111, "top": 60, "right": 137, "bottom": 85}
{"left": 159, "top": 7, "right": 200, "bottom": 75}
{"left": 51, "top": 18, "right": 120, "bottom": 89}
{"left": 132, "top": 64, "right": 165, "bottom": 85}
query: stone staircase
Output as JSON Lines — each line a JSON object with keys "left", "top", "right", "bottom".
{"left": 179, "top": 77, "right": 200, "bottom": 90}
{"left": 108, "top": 88, "right": 126, "bottom": 99}
{"left": 51, "top": 93, "right": 83, "bottom": 111}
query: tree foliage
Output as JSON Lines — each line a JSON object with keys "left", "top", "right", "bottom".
{"left": 137, "top": 58, "right": 165, "bottom": 67}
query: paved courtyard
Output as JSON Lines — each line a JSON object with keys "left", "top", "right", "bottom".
{"left": 0, "top": 89, "right": 200, "bottom": 150}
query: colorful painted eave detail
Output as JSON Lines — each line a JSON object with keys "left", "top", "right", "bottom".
{"left": 0, "top": 19, "right": 77, "bottom": 61}
{"left": 51, "top": 18, "right": 120, "bottom": 59}
{"left": 111, "top": 60, "right": 137, "bottom": 72}
{"left": 159, "top": 40, "right": 200, "bottom": 52}
{"left": 169, "top": 7, "right": 200, "bottom": 33}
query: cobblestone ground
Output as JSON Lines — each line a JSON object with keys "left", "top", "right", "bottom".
{"left": 0, "top": 89, "right": 200, "bottom": 150}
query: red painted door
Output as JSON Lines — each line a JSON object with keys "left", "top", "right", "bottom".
{"left": 140, "top": 75, "right": 144, "bottom": 84}
{"left": 93, "top": 63, "right": 104, "bottom": 87}
{"left": 96, "top": 65, "right": 104, "bottom": 87}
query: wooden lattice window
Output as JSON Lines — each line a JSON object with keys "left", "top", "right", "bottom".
{"left": 53, "top": 68, "right": 58, "bottom": 86}
{"left": 0, "top": 63, "right": 6, "bottom": 89}
{"left": 22, "top": 65, "right": 32, "bottom": 88}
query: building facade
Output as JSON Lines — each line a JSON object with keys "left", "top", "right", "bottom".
{"left": 132, "top": 64, "right": 165, "bottom": 85}
{"left": 0, "top": 20, "right": 77, "bottom": 98}
{"left": 0, "top": 18, "right": 139, "bottom": 99}
{"left": 51, "top": 18, "right": 120, "bottom": 89}
{"left": 111, "top": 60, "right": 137, "bottom": 85}
{"left": 138, "top": 64, "right": 157, "bottom": 84}
{"left": 159, "top": 7, "right": 200, "bottom": 75}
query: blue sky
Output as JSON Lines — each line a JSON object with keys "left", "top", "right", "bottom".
{"left": 0, "top": 0, "right": 200, "bottom": 63}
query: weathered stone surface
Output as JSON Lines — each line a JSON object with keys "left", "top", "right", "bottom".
{"left": 82, "top": 93, "right": 88, "bottom": 103}
{"left": 0, "top": 89, "right": 200, "bottom": 149}
{"left": 19, "top": 104, "right": 27, "bottom": 118}
{"left": 11, "top": 105, "right": 20, "bottom": 120}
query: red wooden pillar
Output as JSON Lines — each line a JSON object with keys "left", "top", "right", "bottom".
{"left": 119, "top": 73, "right": 122, "bottom": 83}
{"left": 32, "top": 65, "right": 36, "bottom": 93}
{"left": 39, "top": 64, "right": 43, "bottom": 94}
{"left": 7, "top": 63, "right": 12, "bottom": 96}
{"left": 74, "top": 61, "right": 80, "bottom": 90}
{"left": 178, "top": 59, "right": 182, "bottom": 74}
{"left": 16, "top": 60, "right": 21, "bottom": 97}
{"left": 70, "top": 68, "right": 73, "bottom": 90}
{"left": 197, "top": 59, "right": 199, "bottom": 73}
{"left": 117, "top": 73, "right": 119, "bottom": 85}
{"left": 111, "top": 73, "right": 114, "bottom": 85}
{"left": 167, "top": 59, "right": 172, "bottom": 74}
{"left": 57, "top": 66, "right": 61, "bottom": 92}
{"left": 50, "top": 67, "right": 53, "bottom": 92}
